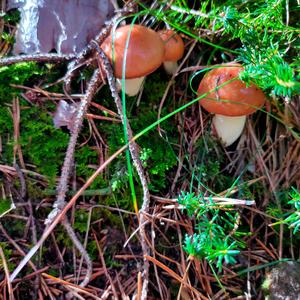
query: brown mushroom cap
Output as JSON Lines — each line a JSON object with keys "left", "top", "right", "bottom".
{"left": 197, "top": 64, "right": 266, "bottom": 116}
{"left": 158, "top": 30, "right": 184, "bottom": 62}
{"left": 101, "top": 24, "right": 164, "bottom": 79}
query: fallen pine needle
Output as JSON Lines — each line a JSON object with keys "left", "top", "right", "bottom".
{"left": 144, "top": 255, "right": 209, "bottom": 300}
{"left": 42, "top": 273, "right": 100, "bottom": 300}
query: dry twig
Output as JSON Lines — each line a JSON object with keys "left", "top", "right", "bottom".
{"left": 92, "top": 40, "right": 151, "bottom": 300}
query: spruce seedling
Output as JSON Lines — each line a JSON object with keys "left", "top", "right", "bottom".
{"left": 178, "top": 192, "right": 243, "bottom": 272}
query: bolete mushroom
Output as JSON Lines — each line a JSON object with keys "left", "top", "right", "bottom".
{"left": 101, "top": 24, "right": 165, "bottom": 96}
{"left": 197, "top": 63, "right": 266, "bottom": 146}
{"left": 158, "top": 29, "right": 184, "bottom": 75}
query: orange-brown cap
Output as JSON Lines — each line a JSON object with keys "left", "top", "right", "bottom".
{"left": 197, "top": 64, "right": 266, "bottom": 116}
{"left": 101, "top": 24, "right": 164, "bottom": 79}
{"left": 158, "top": 30, "right": 184, "bottom": 62}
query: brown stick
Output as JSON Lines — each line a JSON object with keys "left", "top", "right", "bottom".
{"left": 45, "top": 68, "right": 102, "bottom": 287}
{"left": 0, "top": 53, "right": 75, "bottom": 66}
{"left": 91, "top": 40, "right": 151, "bottom": 300}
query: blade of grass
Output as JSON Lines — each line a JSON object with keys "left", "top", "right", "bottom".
{"left": 120, "top": 16, "right": 140, "bottom": 214}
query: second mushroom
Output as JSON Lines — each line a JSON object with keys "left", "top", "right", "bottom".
{"left": 158, "top": 29, "right": 185, "bottom": 75}
{"left": 197, "top": 63, "right": 266, "bottom": 146}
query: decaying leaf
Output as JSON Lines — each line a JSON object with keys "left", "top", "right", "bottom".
{"left": 7, "top": 0, "right": 114, "bottom": 54}
{"left": 53, "top": 100, "right": 78, "bottom": 131}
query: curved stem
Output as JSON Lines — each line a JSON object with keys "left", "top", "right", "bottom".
{"left": 213, "top": 114, "right": 246, "bottom": 146}
{"left": 163, "top": 61, "right": 178, "bottom": 75}
{"left": 116, "top": 76, "right": 145, "bottom": 96}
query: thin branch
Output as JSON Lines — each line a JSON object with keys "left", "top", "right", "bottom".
{"left": 0, "top": 53, "right": 75, "bottom": 67}
{"left": 62, "top": 218, "right": 92, "bottom": 287}
{"left": 92, "top": 41, "right": 151, "bottom": 300}
{"left": 44, "top": 68, "right": 102, "bottom": 287}
{"left": 48, "top": 68, "right": 102, "bottom": 218}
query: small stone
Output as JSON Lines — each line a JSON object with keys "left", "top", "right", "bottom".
{"left": 263, "top": 261, "right": 300, "bottom": 300}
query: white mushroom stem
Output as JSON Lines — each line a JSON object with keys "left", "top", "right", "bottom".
{"left": 212, "top": 114, "right": 246, "bottom": 146}
{"left": 116, "top": 76, "right": 145, "bottom": 97}
{"left": 163, "top": 61, "right": 178, "bottom": 75}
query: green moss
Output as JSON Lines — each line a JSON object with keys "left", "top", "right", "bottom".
{"left": 0, "top": 63, "right": 72, "bottom": 183}
{"left": 2, "top": 9, "right": 20, "bottom": 24}
{"left": 101, "top": 77, "right": 177, "bottom": 192}
{"left": 55, "top": 224, "right": 73, "bottom": 248}
{"left": 74, "top": 144, "right": 108, "bottom": 189}
{"left": 0, "top": 63, "right": 46, "bottom": 137}
{"left": 0, "top": 63, "right": 45, "bottom": 98}
{"left": 102, "top": 119, "right": 177, "bottom": 193}
{"left": 73, "top": 208, "right": 90, "bottom": 233}
{"left": 0, "top": 61, "right": 134, "bottom": 197}
{"left": 20, "top": 108, "right": 69, "bottom": 184}
{"left": 191, "top": 135, "right": 233, "bottom": 192}
{"left": 142, "top": 72, "right": 168, "bottom": 103}
{"left": 0, "top": 197, "right": 13, "bottom": 216}
{"left": 0, "top": 242, "right": 15, "bottom": 272}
